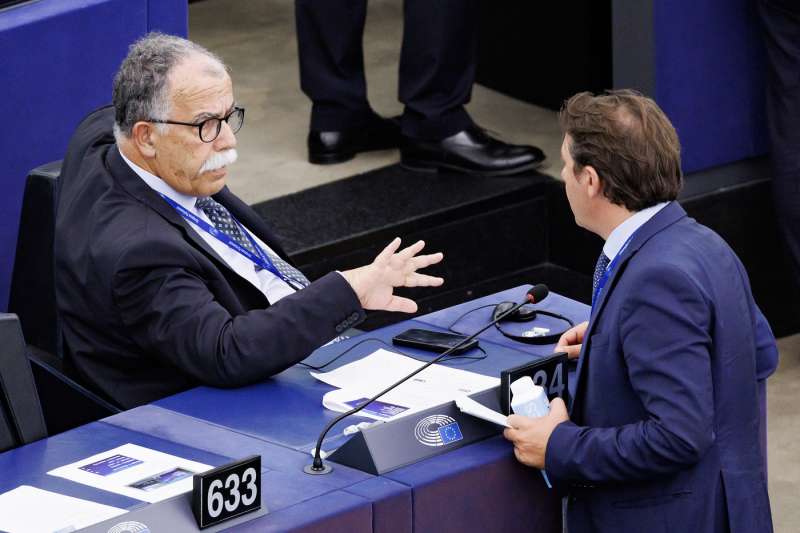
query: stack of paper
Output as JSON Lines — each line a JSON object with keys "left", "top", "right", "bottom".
{"left": 311, "top": 349, "right": 499, "bottom": 421}
{"left": 0, "top": 485, "right": 126, "bottom": 533}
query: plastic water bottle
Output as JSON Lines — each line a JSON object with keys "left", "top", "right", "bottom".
{"left": 510, "top": 376, "right": 550, "bottom": 418}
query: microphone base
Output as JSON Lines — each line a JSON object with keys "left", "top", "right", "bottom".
{"left": 304, "top": 463, "right": 333, "bottom": 475}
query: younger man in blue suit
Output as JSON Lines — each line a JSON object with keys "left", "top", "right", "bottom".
{"left": 503, "top": 91, "right": 778, "bottom": 532}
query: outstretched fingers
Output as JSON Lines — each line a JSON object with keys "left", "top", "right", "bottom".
{"left": 395, "top": 239, "right": 426, "bottom": 262}
{"left": 376, "top": 237, "right": 403, "bottom": 264}
{"left": 408, "top": 252, "right": 444, "bottom": 272}
{"left": 403, "top": 272, "right": 444, "bottom": 288}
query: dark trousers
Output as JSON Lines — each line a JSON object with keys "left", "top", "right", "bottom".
{"left": 295, "top": 0, "right": 477, "bottom": 140}
{"left": 759, "top": 0, "right": 800, "bottom": 280}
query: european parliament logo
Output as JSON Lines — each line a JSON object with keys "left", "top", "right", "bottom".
{"left": 107, "top": 521, "right": 151, "bottom": 533}
{"left": 414, "top": 414, "right": 464, "bottom": 447}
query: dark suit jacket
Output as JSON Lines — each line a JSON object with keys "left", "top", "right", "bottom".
{"left": 546, "top": 202, "right": 777, "bottom": 533}
{"left": 55, "top": 106, "right": 365, "bottom": 409}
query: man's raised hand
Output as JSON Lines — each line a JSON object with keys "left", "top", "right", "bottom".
{"left": 341, "top": 238, "right": 444, "bottom": 313}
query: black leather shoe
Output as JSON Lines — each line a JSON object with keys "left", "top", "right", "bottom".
{"left": 400, "top": 125, "right": 545, "bottom": 176}
{"left": 308, "top": 115, "right": 402, "bottom": 165}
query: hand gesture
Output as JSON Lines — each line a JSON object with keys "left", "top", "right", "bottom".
{"left": 556, "top": 320, "right": 589, "bottom": 360}
{"left": 341, "top": 238, "right": 444, "bottom": 313}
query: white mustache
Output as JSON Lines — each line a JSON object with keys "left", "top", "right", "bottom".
{"left": 200, "top": 149, "right": 238, "bottom": 174}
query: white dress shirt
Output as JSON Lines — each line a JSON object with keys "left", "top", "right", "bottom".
{"left": 603, "top": 201, "right": 669, "bottom": 263}
{"left": 119, "top": 149, "right": 295, "bottom": 303}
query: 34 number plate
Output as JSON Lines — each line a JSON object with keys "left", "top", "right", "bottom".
{"left": 500, "top": 352, "right": 569, "bottom": 415}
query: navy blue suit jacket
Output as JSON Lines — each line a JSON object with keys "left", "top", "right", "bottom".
{"left": 546, "top": 202, "right": 777, "bottom": 533}
{"left": 55, "top": 107, "right": 365, "bottom": 408}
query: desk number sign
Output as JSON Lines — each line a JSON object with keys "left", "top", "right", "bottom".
{"left": 500, "top": 352, "right": 569, "bottom": 415}
{"left": 192, "top": 455, "right": 261, "bottom": 529}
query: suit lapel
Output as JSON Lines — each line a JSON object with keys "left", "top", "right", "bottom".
{"left": 107, "top": 147, "right": 238, "bottom": 273}
{"left": 570, "top": 202, "right": 688, "bottom": 416}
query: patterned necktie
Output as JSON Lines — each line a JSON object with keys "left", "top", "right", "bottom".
{"left": 195, "top": 197, "right": 310, "bottom": 288}
{"left": 592, "top": 252, "right": 611, "bottom": 295}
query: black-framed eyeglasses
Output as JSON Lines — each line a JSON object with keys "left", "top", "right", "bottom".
{"left": 149, "top": 106, "right": 245, "bottom": 143}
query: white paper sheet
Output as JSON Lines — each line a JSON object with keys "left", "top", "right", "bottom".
{"left": 455, "top": 395, "right": 511, "bottom": 427}
{"left": 313, "top": 349, "right": 499, "bottom": 421}
{"left": 0, "top": 485, "right": 126, "bottom": 533}
{"left": 47, "top": 443, "right": 212, "bottom": 503}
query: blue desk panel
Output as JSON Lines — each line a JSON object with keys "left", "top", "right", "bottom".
{"left": 154, "top": 320, "right": 541, "bottom": 453}
{"left": 105, "top": 405, "right": 395, "bottom": 514}
{"left": 0, "top": 405, "right": 389, "bottom": 531}
{"left": 0, "top": 420, "right": 229, "bottom": 511}
{"left": 229, "top": 490, "right": 373, "bottom": 533}
{"left": 653, "top": 0, "right": 768, "bottom": 173}
{"left": 342, "top": 478, "right": 413, "bottom": 533}
{"left": 0, "top": 0, "right": 187, "bottom": 309}
{"left": 385, "top": 436, "right": 560, "bottom": 533}
{"left": 106, "top": 404, "right": 414, "bottom": 532}
{"left": 151, "top": 316, "right": 562, "bottom": 532}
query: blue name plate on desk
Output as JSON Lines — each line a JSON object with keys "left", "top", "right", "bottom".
{"left": 500, "top": 352, "right": 569, "bottom": 415}
{"left": 328, "top": 388, "right": 502, "bottom": 475}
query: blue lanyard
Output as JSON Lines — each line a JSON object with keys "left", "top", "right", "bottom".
{"left": 591, "top": 233, "right": 635, "bottom": 308}
{"left": 158, "top": 193, "right": 304, "bottom": 290}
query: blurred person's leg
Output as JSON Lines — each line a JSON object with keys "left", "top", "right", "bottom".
{"left": 398, "top": 0, "right": 477, "bottom": 140}
{"left": 296, "top": 0, "right": 371, "bottom": 130}
{"left": 295, "top": 0, "right": 400, "bottom": 164}
{"left": 398, "top": 0, "right": 544, "bottom": 175}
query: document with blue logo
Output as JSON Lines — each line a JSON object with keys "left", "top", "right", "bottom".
{"left": 312, "top": 349, "right": 499, "bottom": 421}
{"left": 0, "top": 485, "right": 126, "bottom": 533}
{"left": 47, "top": 443, "right": 211, "bottom": 503}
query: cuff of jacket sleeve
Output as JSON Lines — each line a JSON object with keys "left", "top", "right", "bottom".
{"left": 545, "top": 420, "right": 581, "bottom": 483}
{"left": 326, "top": 271, "right": 366, "bottom": 328}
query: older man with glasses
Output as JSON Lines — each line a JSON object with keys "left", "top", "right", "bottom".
{"left": 55, "top": 33, "right": 444, "bottom": 409}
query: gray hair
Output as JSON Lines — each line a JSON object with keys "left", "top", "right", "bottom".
{"left": 112, "top": 32, "right": 227, "bottom": 139}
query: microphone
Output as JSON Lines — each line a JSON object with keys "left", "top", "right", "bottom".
{"left": 527, "top": 283, "right": 548, "bottom": 304}
{"left": 304, "top": 284, "right": 549, "bottom": 475}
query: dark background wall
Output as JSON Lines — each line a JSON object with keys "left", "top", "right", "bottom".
{"left": 476, "top": 0, "right": 613, "bottom": 110}
{"left": 477, "top": 0, "right": 769, "bottom": 174}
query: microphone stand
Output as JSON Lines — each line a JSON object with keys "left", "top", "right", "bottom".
{"left": 304, "top": 289, "right": 540, "bottom": 475}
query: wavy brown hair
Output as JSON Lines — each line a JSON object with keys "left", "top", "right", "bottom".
{"left": 559, "top": 90, "right": 683, "bottom": 211}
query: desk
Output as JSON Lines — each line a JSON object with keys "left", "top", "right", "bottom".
{"left": 0, "top": 420, "right": 229, "bottom": 511}
{"left": 416, "top": 284, "right": 770, "bottom": 474}
{"left": 153, "top": 319, "right": 560, "bottom": 452}
{"left": 416, "top": 286, "right": 588, "bottom": 401}
{"left": 1, "top": 286, "right": 587, "bottom": 531}
{"left": 0, "top": 404, "right": 381, "bottom": 531}
{"left": 416, "top": 286, "right": 589, "bottom": 357}
{"left": 145, "top": 286, "right": 590, "bottom": 532}
{"left": 105, "top": 404, "right": 409, "bottom": 532}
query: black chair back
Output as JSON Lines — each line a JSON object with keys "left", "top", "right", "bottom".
{"left": 8, "top": 161, "right": 121, "bottom": 435}
{"left": 0, "top": 314, "right": 47, "bottom": 452}
{"left": 9, "top": 162, "right": 62, "bottom": 358}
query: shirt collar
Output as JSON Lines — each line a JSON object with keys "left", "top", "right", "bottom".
{"left": 118, "top": 147, "right": 199, "bottom": 212}
{"left": 603, "top": 201, "right": 669, "bottom": 262}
